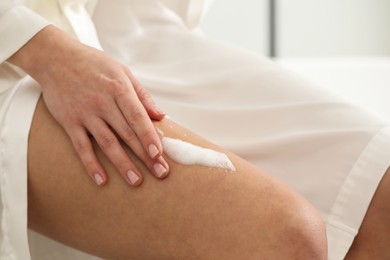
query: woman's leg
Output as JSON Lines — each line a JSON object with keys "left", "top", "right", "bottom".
{"left": 345, "top": 167, "right": 390, "bottom": 259}
{"left": 27, "top": 97, "right": 327, "bottom": 259}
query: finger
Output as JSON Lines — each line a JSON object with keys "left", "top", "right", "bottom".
{"left": 66, "top": 126, "right": 107, "bottom": 186}
{"left": 125, "top": 68, "right": 165, "bottom": 121}
{"left": 105, "top": 111, "right": 169, "bottom": 179}
{"left": 85, "top": 117, "right": 143, "bottom": 186}
{"left": 115, "top": 88, "right": 164, "bottom": 160}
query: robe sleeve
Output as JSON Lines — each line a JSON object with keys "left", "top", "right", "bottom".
{"left": 0, "top": 1, "right": 50, "bottom": 64}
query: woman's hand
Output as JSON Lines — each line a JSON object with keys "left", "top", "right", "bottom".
{"left": 9, "top": 25, "right": 169, "bottom": 186}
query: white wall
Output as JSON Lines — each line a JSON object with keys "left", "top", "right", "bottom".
{"left": 201, "top": 0, "right": 390, "bottom": 57}
{"left": 200, "top": 2, "right": 390, "bottom": 118}
{"left": 201, "top": 0, "right": 269, "bottom": 55}
{"left": 278, "top": 0, "right": 390, "bottom": 57}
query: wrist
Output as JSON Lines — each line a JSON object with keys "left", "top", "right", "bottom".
{"left": 7, "top": 25, "right": 80, "bottom": 85}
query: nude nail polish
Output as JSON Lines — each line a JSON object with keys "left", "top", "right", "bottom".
{"left": 94, "top": 173, "right": 104, "bottom": 186}
{"left": 154, "top": 163, "right": 167, "bottom": 178}
{"left": 148, "top": 144, "right": 159, "bottom": 158}
{"left": 154, "top": 104, "right": 165, "bottom": 115}
{"left": 127, "top": 170, "right": 140, "bottom": 185}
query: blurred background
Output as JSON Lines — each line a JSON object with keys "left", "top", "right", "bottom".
{"left": 201, "top": 0, "right": 390, "bottom": 119}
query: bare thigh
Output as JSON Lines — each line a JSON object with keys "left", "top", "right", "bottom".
{"left": 28, "top": 97, "right": 326, "bottom": 259}
{"left": 346, "top": 167, "right": 390, "bottom": 259}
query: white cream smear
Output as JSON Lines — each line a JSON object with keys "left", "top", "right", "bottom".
{"left": 161, "top": 137, "right": 236, "bottom": 172}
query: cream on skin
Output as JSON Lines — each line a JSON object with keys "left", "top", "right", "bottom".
{"left": 156, "top": 126, "right": 235, "bottom": 172}
{"left": 161, "top": 137, "right": 236, "bottom": 172}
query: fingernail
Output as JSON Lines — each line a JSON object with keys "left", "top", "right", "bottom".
{"left": 154, "top": 163, "right": 167, "bottom": 178}
{"left": 127, "top": 170, "right": 140, "bottom": 185}
{"left": 148, "top": 144, "right": 159, "bottom": 158}
{"left": 154, "top": 105, "right": 165, "bottom": 115}
{"left": 94, "top": 173, "right": 104, "bottom": 186}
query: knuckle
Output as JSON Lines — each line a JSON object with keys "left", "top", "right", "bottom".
{"left": 123, "top": 65, "right": 133, "bottom": 76}
{"left": 129, "top": 107, "right": 145, "bottom": 122}
{"left": 138, "top": 88, "right": 152, "bottom": 101}
{"left": 73, "top": 137, "right": 88, "bottom": 153}
{"left": 121, "top": 125, "right": 135, "bottom": 143}
{"left": 139, "top": 131, "right": 155, "bottom": 146}
{"left": 97, "top": 134, "right": 116, "bottom": 150}
{"left": 108, "top": 79, "right": 128, "bottom": 96}
{"left": 89, "top": 94, "right": 105, "bottom": 109}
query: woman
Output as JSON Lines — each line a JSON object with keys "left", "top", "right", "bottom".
{"left": 1, "top": 0, "right": 389, "bottom": 259}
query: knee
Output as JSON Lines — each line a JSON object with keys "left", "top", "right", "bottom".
{"left": 211, "top": 179, "right": 328, "bottom": 259}
{"left": 279, "top": 197, "right": 328, "bottom": 259}
{"left": 201, "top": 175, "right": 328, "bottom": 259}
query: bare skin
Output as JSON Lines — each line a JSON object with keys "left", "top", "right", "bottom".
{"left": 345, "top": 167, "right": 390, "bottom": 259}
{"left": 28, "top": 97, "right": 327, "bottom": 259}
{"left": 9, "top": 25, "right": 168, "bottom": 186}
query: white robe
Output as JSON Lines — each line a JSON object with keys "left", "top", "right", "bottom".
{"left": 1, "top": 1, "right": 390, "bottom": 259}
